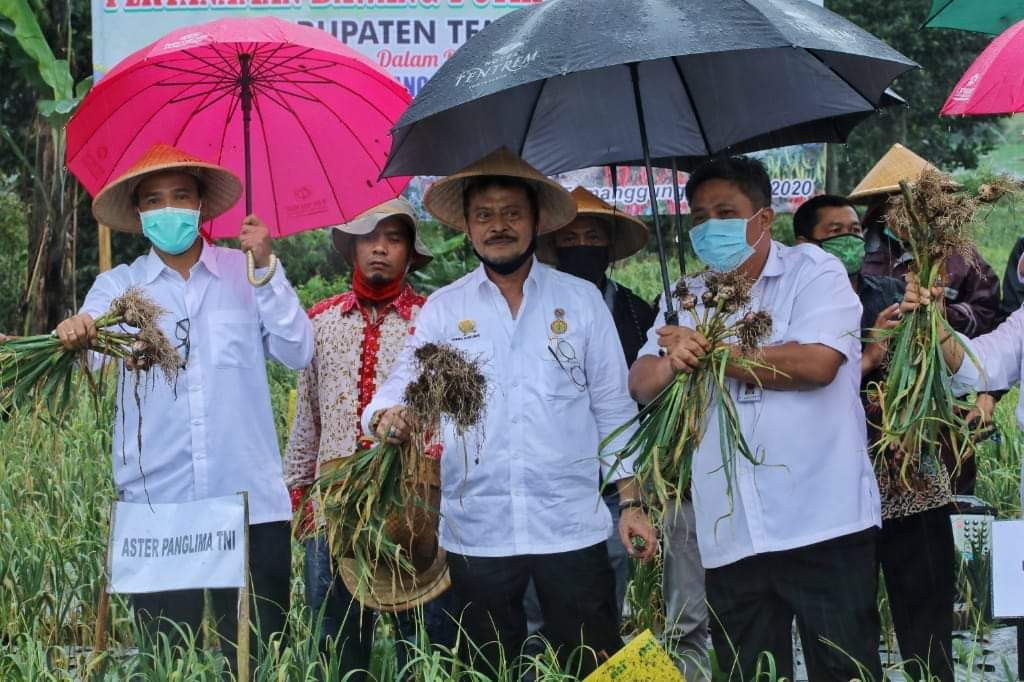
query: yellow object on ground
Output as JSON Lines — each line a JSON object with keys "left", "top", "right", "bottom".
{"left": 584, "top": 629, "right": 684, "bottom": 682}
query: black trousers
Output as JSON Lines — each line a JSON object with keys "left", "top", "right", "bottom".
{"left": 879, "top": 504, "right": 956, "bottom": 682}
{"left": 706, "top": 528, "right": 882, "bottom": 682}
{"left": 447, "top": 542, "right": 622, "bottom": 677}
{"left": 131, "top": 521, "right": 291, "bottom": 677}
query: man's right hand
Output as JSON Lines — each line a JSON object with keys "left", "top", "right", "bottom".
{"left": 656, "top": 325, "right": 711, "bottom": 373}
{"left": 55, "top": 314, "right": 96, "bottom": 351}
{"left": 372, "top": 406, "right": 412, "bottom": 445}
{"left": 900, "top": 274, "right": 945, "bottom": 315}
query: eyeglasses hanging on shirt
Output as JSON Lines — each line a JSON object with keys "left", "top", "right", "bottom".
{"left": 547, "top": 337, "right": 587, "bottom": 391}
{"left": 174, "top": 318, "right": 190, "bottom": 369}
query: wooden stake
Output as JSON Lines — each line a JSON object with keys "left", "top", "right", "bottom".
{"left": 237, "top": 492, "right": 251, "bottom": 682}
{"left": 90, "top": 501, "right": 117, "bottom": 675}
{"left": 98, "top": 224, "right": 112, "bottom": 273}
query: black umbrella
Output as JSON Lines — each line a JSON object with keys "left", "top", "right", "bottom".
{"left": 384, "top": 0, "right": 916, "bottom": 320}
{"left": 649, "top": 88, "right": 908, "bottom": 276}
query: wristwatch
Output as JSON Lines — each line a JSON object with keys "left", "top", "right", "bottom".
{"left": 619, "top": 498, "right": 649, "bottom": 514}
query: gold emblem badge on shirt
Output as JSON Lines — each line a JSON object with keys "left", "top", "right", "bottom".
{"left": 458, "top": 319, "right": 476, "bottom": 335}
{"left": 550, "top": 307, "right": 568, "bottom": 335}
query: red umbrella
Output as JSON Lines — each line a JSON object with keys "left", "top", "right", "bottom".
{"left": 941, "top": 19, "right": 1024, "bottom": 115}
{"left": 68, "top": 17, "right": 411, "bottom": 252}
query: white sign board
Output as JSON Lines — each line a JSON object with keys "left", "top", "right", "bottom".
{"left": 107, "top": 494, "right": 246, "bottom": 594}
{"left": 992, "top": 520, "right": 1024, "bottom": 619}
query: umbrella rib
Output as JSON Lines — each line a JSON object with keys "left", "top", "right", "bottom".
{"left": 250, "top": 44, "right": 308, "bottom": 80}
{"left": 179, "top": 47, "right": 239, "bottom": 80}
{"left": 250, "top": 42, "right": 293, "bottom": 81}
{"left": 269, "top": 77, "right": 401, "bottom": 161}
{"left": 166, "top": 83, "right": 243, "bottom": 109}
{"left": 804, "top": 50, "right": 876, "bottom": 109}
{"left": 152, "top": 61, "right": 232, "bottom": 78}
{"left": 249, "top": 93, "right": 286, "bottom": 234}
{"left": 69, "top": 72, "right": 226, "bottom": 186}
{"left": 518, "top": 78, "right": 548, "bottom": 158}
{"left": 923, "top": 0, "right": 956, "bottom": 25}
{"left": 254, "top": 86, "right": 351, "bottom": 223}
{"left": 381, "top": 122, "right": 414, "bottom": 180}
{"left": 671, "top": 57, "right": 713, "bottom": 155}
{"left": 171, "top": 81, "right": 236, "bottom": 149}
{"left": 213, "top": 91, "right": 242, "bottom": 171}
{"left": 208, "top": 42, "right": 244, "bottom": 78}
{"left": 171, "top": 87, "right": 241, "bottom": 146}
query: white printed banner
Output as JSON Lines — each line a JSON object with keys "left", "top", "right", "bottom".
{"left": 107, "top": 494, "right": 247, "bottom": 594}
{"left": 992, "top": 520, "right": 1024, "bottom": 618}
{"left": 91, "top": 0, "right": 827, "bottom": 215}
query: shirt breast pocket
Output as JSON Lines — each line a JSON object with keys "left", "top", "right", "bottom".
{"left": 763, "top": 306, "right": 791, "bottom": 346}
{"left": 211, "top": 311, "right": 261, "bottom": 369}
{"left": 541, "top": 335, "right": 587, "bottom": 399}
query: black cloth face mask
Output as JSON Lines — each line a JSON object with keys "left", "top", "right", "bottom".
{"left": 474, "top": 236, "right": 537, "bottom": 276}
{"left": 555, "top": 245, "right": 610, "bottom": 285}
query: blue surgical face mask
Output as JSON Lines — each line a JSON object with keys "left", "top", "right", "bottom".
{"left": 140, "top": 206, "right": 201, "bottom": 256}
{"left": 689, "top": 208, "right": 766, "bottom": 272}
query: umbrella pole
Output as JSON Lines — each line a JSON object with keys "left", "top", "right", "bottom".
{"left": 671, "top": 157, "right": 686, "bottom": 277}
{"left": 239, "top": 53, "right": 274, "bottom": 287}
{"left": 629, "top": 63, "right": 677, "bottom": 324}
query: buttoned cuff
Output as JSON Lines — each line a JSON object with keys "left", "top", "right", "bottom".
{"left": 252, "top": 260, "right": 289, "bottom": 298}
{"left": 602, "top": 452, "right": 636, "bottom": 484}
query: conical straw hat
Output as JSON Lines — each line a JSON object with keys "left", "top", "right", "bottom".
{"left": 848, "top": 143, "right": 958, "bottom": 203}
{"left": 325, "top": 456, "right": 451, "bottom": 613}
{"left": 92, "top": 144, "right": 242, "bottom": 233}
{"left": 538, "top": 186, "right": 649, "bottom": 264}
{"left": 423, "top": 147, "right": 576, "bottom": 234}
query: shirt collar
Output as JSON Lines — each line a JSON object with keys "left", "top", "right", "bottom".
{"left": 141, "top": 242, "right": 219, "bottom": 283}
{"left": 336, "top": 283, "right": 423, "bottom": 322}
{"left": 198, "top": 243, "right": 221, "bottom": 278}
{"left": 759, "top": 241, "right": 785, "bottom": 279}
{"left": 142, "top": 249, "right": 165, "bottom": 284}
{"left": 473, "top": 256, "right": 544, "bottom": 293}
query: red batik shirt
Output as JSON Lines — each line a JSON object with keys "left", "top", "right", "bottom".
{"left": 284, "top": 284, "right": 425, "bottom": 498}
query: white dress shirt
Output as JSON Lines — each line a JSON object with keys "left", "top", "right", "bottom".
{"left": 639, "top": 242, "right": 881, "bottom": 569}
{"left": 81, "top": 245, "right": 313, "bottom": 524}
{"left": 951, "top": 306, "right": 1024, "bottom": 511}
{"left": 362, "top": 259, "right": 638, "bottom": 557}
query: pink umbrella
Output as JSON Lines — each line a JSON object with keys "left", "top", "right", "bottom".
{"left": 68, "top": 17, "right": 411, "bottom": 244}
{"left": 941, "top": 19, "right": 1024, "bottom": 115}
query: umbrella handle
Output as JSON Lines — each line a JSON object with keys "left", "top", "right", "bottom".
{"left": 247, "top": 250, "right": 277, "bottom": 287}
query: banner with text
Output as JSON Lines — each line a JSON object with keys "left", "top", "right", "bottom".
{"left": 91, "top": 0, "right": 825, "bottom": 214}
{"left": 107, "top": 494, "right": 246, "bottom": 594}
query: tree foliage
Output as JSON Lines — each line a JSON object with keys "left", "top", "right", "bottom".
{"left": 828, "top": 0, "right": 1002, "bottom": 191}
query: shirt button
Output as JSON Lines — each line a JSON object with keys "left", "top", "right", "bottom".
{"left": 511, "top": 416, "right": 520, "bottom": 424}
{"left": 190, "top": 385, "right": 200, "bottom": 392}
{"left": 192, "top": 418, "right": 202, "bottom": 426}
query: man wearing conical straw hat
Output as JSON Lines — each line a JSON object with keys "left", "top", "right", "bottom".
{"left": 362, "top": 148, "right": 656, "bottom": 677}
{"left": 55, "top": 143, "right": 313, "bottom": 671}
{"left": 851, "top": 142, "right": 1001, "bottom": 494}
{"left": 282, "top": 198, "right": 450, "bottom": 672}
